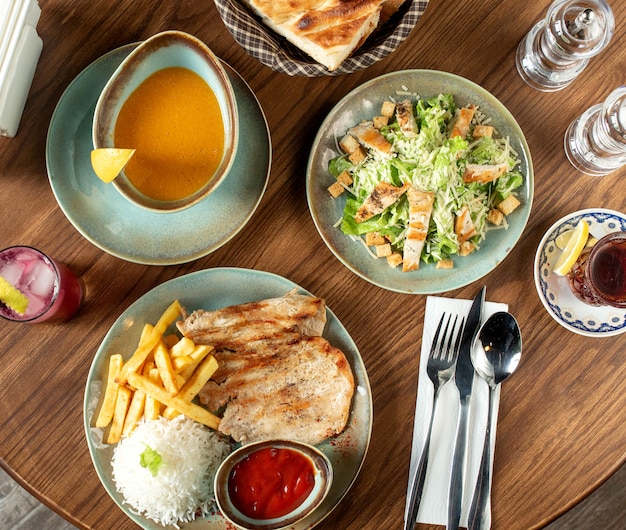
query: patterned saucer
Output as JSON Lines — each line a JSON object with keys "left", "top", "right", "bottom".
{"left": 534, "top": 208, "right": 626, "bottom": 337}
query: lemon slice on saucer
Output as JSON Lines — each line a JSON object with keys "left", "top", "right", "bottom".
{"left": 0, "top": 276, "right": 29, "bottom": 314}
{"left": 91, "top": 148, "right": 136, "bottom": 183}
{"left": 556, "top": 229, "right": 598, "bottom": 250}
{"left": 553, "top": 219, "right": 589, "bottom": 276}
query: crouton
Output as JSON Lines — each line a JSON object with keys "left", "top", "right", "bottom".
{"left": 459, "top": 241, "right": 475, "bottom": 256}
{"left": 339, "top": 134, "right": 360, "bottom": 154}
{"left": 365, "top": 232, "right": 386, "bottom": 246}
{"left": 349, "top": 145, "right": 367, "bottom": 164}
{"left": 381, "top": 100, "right": 396, "bottom": 117}
{"left": 327, "top": 181, "right": 345, "bottom": 198}
{"left": 487, "top": 208, "right": 504, "bottom": 225}
{"left": 436, "top": 259, "right": 454, "bottom": 269}
{"left": 497, "top": 195, "right": 521, "bottom": 215}
{"left": 337, "top": 170, "right": 353, "bottom": 186}
{"left": 387, "top": 252, "right": 403, "bottom": 268}
{"left": 373, "top": 115, "right": 389, "bottom": 129}
{"left": 473, "top": 125, "right": 494, "bottom": 138}
{"left": 375, "top": 243, "right": 392, "bottom": 258}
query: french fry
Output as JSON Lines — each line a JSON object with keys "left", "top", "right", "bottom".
{"left": 107, "top": 385, "right": 132, "bottom": 444}
{"left": 128, "top": 372, "right": 220, "bottom": 430}
{"left": 163, "top": 333, "right": 179, "bottom": 348}
{"left": 179, "top": 345, "right": 213, "bottom": 381}
{"left": 122, "top": 389, "right": 146, "bottom": 435}
{"left": 169, "top": 336, "right": 196, "bottom": 358}
{"left": 154, "top": 340, "right": 179, "bottom": 396}
{"left": 95, "top": 354, "right": 123, "bottom": 428}
{"left": 163, "top": 354, "right": 219, "bottom": 419}
{"left": 144, "top": 368, "right": 163, "bottom": 420}
{"left": 172, "top": 355, "right": 193, "bottom": 373}
{"left": 118, "top": 301, "right": 181, "bottom": 385}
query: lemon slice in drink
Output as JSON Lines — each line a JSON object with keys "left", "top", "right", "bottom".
{"left": 0, "top": 276, "right": 29, "bottom": 314}
{"left": 553, "top": 219, "right": 589, "bottom": 276}
{"left": 91, "top": 148, "right": 136, "bottom": 183}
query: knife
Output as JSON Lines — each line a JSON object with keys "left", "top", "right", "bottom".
{"left": 447, "top": 286, "right": 485, "bottom": 530}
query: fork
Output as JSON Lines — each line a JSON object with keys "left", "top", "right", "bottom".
{"left": 404, "top": 313, "right": 465, "bottom": 530}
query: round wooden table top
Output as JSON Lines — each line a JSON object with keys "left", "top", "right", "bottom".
{"left": 1, "top": 1, "right": 625, "bottom": 529}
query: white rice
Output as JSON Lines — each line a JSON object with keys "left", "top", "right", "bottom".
{"left": 111, "top": 416, "right": 231, "bottom": 528}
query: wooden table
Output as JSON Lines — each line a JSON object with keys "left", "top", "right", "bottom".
{"left": 1, "top": 1, "right": 625, "bottom": 529}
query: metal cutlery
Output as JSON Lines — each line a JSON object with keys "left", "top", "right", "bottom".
{"left": 467, "top": 312, "right": 522, "bottom": 530}
{"left": 447, "top": 286, "right": 485, "bottom": 530}
{"left": 404, "top": 312, "right": 465, "bottom": 530}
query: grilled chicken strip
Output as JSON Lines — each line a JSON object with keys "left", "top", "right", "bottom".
{"left": 198, "top": 335, "right": 355, "bottom": 445}
{"left": 176, "top": 289, "right": 326, "bottom": 349}
{"left": 355, "top": 181, "right": 410, "bottom": 223}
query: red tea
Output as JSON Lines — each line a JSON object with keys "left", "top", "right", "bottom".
{"left": 587, "top": 235, "right": 626, "bottom": 307}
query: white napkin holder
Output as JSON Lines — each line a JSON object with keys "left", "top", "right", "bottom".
{"left": 0, "top": 0, "right": 42, "bottom": 137}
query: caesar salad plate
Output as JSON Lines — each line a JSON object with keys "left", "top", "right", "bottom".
{"left": 46, "top": 45, "right": 270, "bottom": 265}
{"left": 306, "top": 70, "right": 533, "bottom": 294}
{"left": 84, "top": 267, "right": 372, "bottom": 529}
{"left": 534, "top": 208, "right": 626, "bottom": 337}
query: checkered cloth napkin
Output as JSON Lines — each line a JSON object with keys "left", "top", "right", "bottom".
{"left": 213, "top": 0, "right": 430, "bottom": 76}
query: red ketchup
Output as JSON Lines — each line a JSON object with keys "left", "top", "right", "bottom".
{"left": 228, "top": 446, "right": 316, "bottom": 520}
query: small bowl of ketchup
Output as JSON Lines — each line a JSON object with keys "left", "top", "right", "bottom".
{"left": 214, "top": 440, "right": 333, "bottom": 529}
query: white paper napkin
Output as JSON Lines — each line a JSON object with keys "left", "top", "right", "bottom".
{"left": 405, "top": 295, "right": 508, "bottom": 528}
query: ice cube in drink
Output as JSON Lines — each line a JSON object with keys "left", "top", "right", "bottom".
{"left": 0, "top": 246, "right": 82, "bottom": 323}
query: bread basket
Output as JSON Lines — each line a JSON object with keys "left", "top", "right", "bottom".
{"left": 213, "top": 0, "right": 430, "bottom": 76}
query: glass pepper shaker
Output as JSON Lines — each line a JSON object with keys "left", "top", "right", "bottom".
{"left": 564, "top": 86, "right": 626, "bottom": 176}
{"left": 515, "top": 0, "right": 614, "bottom": 91}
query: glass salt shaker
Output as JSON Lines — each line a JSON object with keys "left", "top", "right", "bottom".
{"left": 564, "top": 86, "right": 626, "bottom": 176}
{"left": 515, "top": 0, "right": 614, "bottom": 91}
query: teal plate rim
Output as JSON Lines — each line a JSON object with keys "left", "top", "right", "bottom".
{"left": 306, "top": 69, "right": 534, "bottom": 294}
{"left": 83, "top": 267, "right": 373, "bottom": 529}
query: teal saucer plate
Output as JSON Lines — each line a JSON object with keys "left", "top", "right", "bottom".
{"left": 46, "top": 45, "right": 270, "bottom": 265}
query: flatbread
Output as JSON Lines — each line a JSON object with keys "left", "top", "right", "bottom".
{"left": 241, "top": 0, "right": 387, "bottom": 70}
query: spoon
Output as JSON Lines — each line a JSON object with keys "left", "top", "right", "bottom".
{"left": 468, "top": 311, "right": 522, "bottom": 530}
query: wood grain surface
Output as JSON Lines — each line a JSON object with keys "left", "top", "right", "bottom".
{"left": 1, "top": 1, "right": 624, "bottom": 529}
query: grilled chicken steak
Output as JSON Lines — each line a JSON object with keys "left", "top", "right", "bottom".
{"left": 199, "top": 335, "right": 354, "bottom": 445}
{"left": 177, "top": 289, "right": 327, "bottom": 349}
{"left": 177, "top": 290, "right": 355, "bottom": 445}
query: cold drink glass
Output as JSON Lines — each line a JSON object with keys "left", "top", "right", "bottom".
{"left": 567, "top": 231, "right": 626, "bottom": 308}
{"left": 0, "top": 246, "right": 83, "bottom": 323}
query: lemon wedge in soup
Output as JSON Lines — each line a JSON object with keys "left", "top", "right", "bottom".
{"left": 553, "top": 219, "right": 589, "bottom": 276}
{"left": 91, "top": 148, "right": 136, "bottom": 183}
{"left": 0, "top": 276, "right": 29, "bottom": 314}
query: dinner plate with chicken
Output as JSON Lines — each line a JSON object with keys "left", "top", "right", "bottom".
{"left": 84, "top": 267, "right": 372, "bottom": 529}
{"left": 306, "top": 70, "right": 534, "bottom": 293}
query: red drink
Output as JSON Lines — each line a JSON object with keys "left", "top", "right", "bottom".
{"left": 0, "top": 246, "right": 83, "bottom": 323}
{"left": 568, "top": 232, "right": 626, "bottom": 308}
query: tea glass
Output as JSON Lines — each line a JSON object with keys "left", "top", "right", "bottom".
{"left": 567, "top": 231, "right": 626, "bottom": 308}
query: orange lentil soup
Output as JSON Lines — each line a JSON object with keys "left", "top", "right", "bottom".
{"left": 114, "top": 66, "right": 225, "bottom": 202}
